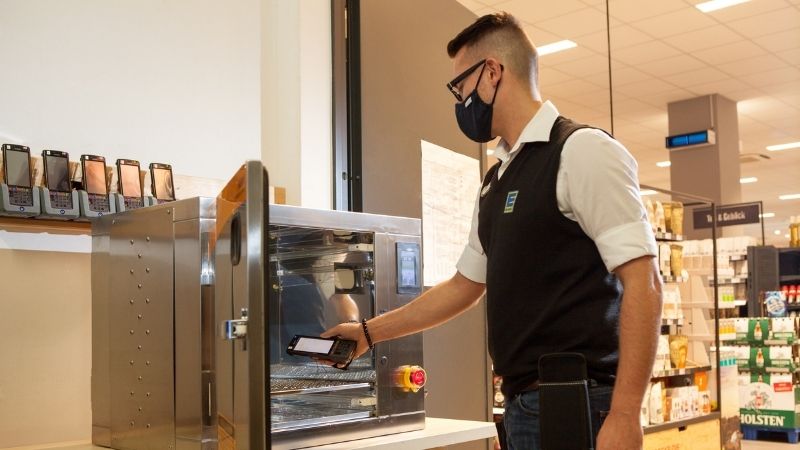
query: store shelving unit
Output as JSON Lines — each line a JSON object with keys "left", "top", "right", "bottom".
{"left": 654, "top": 231, "right": 685, "bottom": 242}
{"left": 643, "top": 411, "right": 721, "bottom": 435}
{"left": 780, "top": 275, "right": 800, "bottom": 283}
{"left": 651, "top": 365, "right": 712, "bottom": 379}
{"left": 640, "top": 184, "right": 723, "bottom": 446}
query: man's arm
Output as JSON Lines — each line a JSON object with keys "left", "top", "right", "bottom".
{"left": 596, "top": 255, "right": 663, "bottom": 450}
{"left": 329, "top": 293, "right": 360, "bottom": 322}
{"left": 322, "top": 272, "right": 485, "bottom": 360}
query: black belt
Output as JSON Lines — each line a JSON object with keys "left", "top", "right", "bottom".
{"left": 520, "top": 378, "right": 601, "bottom": 394}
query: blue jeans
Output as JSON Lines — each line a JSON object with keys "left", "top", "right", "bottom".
{"left": 503, "top": 384, "right": 613, "bottom": 450}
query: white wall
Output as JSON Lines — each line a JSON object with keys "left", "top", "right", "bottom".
{"left": 0, "top": 0, "right": 261, "bottom": 181}
{"left": 299, "top": 0, "right": 333, "bottom": 210}
{"left": 261, "top": 0, "right": 332, "bottom": 209}
{"left": 0, "top": 1, "right": 261, "bottom": 447}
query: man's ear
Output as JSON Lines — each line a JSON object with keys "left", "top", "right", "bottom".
{"left": 485, "top": 58, "right": 503, "bottom": 84}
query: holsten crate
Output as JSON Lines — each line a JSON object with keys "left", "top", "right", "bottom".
{"left": 739, "top": 377, "right": 800, "bottom": 429}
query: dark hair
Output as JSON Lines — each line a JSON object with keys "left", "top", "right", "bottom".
{"left": 447, "top": 12, "right": 521, "bottom": 57}
{"left": 447, "top": 12, "right": 538, "bottom": 88}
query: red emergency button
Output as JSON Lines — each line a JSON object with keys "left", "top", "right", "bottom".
{"left": 411, "top": 369, "right": 426, "bottom": 386}
{"left": 395, "top": 365, "right": 427, "bottom": 393}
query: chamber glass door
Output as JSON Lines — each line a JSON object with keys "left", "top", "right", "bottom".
{"left": 268, "top": 226, "right": 376, "bottom": 432}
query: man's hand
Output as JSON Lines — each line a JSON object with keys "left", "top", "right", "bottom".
{"left": 316, "top": 272, "right": 485, "bottom": 368}
{"left": 318, "top": 322, "right": 370, "bottom": 367}
{"left": 596, "top": 411, "right": 643, "bottom": 450}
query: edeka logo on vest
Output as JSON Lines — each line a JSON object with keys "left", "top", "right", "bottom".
{"left": 504, "top": 190, "right": 519, "bottom": 213}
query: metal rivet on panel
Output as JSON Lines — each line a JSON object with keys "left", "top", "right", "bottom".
{"left": 129, "top": 299, "right": 134, "bottom": 304}
{"left": 130, "top": 269, "right": 134, "bottom": 274}
{"left": 138, "top": 406, "right": 143, "bottom": 412}
{"left": 138, "top": 314, "right": 142, "bottom": 319}
{"left": 146, "top": 268, "right": 150, "bottom": 273}
{"left": 129, "top": 330, "right": 135, "bottom": 335}
{"left": 380, "top": 356, "right": 388, "bottom": 366}
{"left": 138, "top": 253, "right": 142, "bottom": 258}
{"left": 130, "top": 240, "right": 134, "bottom": 245}
{"left": 137, "top": 284, "right": 142, "bottom": 289}
{"left": 138, "top": 345, "right": 142, "bottom": 350}
{"left": 146, "top": 298, "right": 151, "bottom": 304}
{"left": 129, "top": 360, "right": 134, "bottom": 365}
{"left": 138, "top": 376, "right": 143, "bottom": 381}
{"left": 146, "top": 361, "right": 151, "bottom": 366}
{"left": 146, "top": 330, "right": 151, "bottom": 335}
{"left": 146, "top": 392, "right": 151, "bottom": 397}
{"left": 146, "top": 423, "right": 151, "bottom": 428}
{"left": 130, "top": 421, "right": 135, "bottom": 427}
{"left": 130, "top": 391, "right": 135, "bottom": 396}
{"left": 146, "top": 236, "right": 151, "bottom": 241}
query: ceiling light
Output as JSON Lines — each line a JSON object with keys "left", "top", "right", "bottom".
{"left": 760, "top": 212, "right": 775, "bottom": 218}
{"left": 766, "top": 141, "right": 800, "bottom": 152}
{"left": 740, "top": 177, "right": 758, "bottom": 184}
{"left": 695, "top": 0, "right": 750, "bottom": 13}
{"left": 537, "top": 40, "right": 578, "bottom": 56}
{"left": 779, "top": 193, "right": 800, "bottom": 200}
{"left": 774, "top": 230, "right": 782, "bottom": 235}
{"left": 656, "top": 161, "right": 671, "bottom": 168}
{"left": 640, "top": 190, "right": 658, "bottom": 196}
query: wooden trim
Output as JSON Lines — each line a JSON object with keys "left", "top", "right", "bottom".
{"left": 0, "top": 216, "right": 91, "bottom": 235}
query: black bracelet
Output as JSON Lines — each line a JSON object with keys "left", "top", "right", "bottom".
{"left": 361, "top": 318, "right": 374, "bottom": 350}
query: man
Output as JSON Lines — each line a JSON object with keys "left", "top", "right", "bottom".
{"left": 323, "top": 12, "right": 662, "bottom": 450}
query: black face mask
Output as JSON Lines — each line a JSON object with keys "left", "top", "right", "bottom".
{"left": 455, "top": 64, "right": 500, "bottom": 143}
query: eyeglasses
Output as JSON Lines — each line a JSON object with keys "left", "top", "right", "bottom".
{"left": 446, "top": 59, "right": 487, "bottom": 103}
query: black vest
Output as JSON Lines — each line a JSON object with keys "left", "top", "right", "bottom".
{"left": 478, "top": 116, "right": 622, "bottom": 398}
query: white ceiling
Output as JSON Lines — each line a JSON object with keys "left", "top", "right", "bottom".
{"left": 456, "top": 0, "right": 800, "bottom": 245}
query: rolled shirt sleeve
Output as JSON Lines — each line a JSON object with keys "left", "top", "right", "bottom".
{"left": 456, "top": 186, "right": 488, "bottom": 283}
{"left": 559, "top": 129, "right": 658, "bottom": 272}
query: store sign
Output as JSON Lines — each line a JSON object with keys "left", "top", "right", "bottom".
{"left": 693, "top": 202, "right": 761, "bottom": 229}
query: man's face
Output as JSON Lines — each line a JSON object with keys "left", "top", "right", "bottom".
{"left": 450, "top": 49, "right": 489, "bottom": 103}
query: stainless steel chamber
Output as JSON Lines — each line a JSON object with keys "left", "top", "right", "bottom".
{"left": 92, "top": 161, "right": 426, "bottom": 450}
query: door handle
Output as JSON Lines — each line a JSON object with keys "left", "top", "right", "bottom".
{"left": 222, "top": 308, "right": 248, "bottom": 340}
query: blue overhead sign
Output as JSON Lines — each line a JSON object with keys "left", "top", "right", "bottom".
{"left": 666, "top": 129, "right": 715, "bottom": 150}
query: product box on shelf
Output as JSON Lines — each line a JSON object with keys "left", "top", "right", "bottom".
{"left": 771, "top": 317, "right": 798, "bottom": 344}
{"left": 739, "top": 373, "right": 800, "bottom": 429}
{"left": 735, "top": 346, "right": 797, "bottom": 373}
{"left": 734, "top": 318, "right": 797, "bottom": 345}
{"left": 642, "top": 381, "right": 711, "bottom": 427}
{"left": 735, "top": 318, "right": 770, "bottom": 345}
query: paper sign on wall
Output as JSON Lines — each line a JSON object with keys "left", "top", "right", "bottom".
{"left": 420, "top": 140, "right": 481, "bottom": 286}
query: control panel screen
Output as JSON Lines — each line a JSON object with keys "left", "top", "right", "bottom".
{"left": 120, "top": 163, "right": 142, "bottom": 197}
{"left": 153, "top": 167, "right": 174, "bottom": 200}
{"left": 293, "top": 337, "right": 334, "bottom": 354}
{"left": 400, "top": 255, "right": 417, "bottom": 287}
{"left": 5, "top": 149, "right": 31, "bottom": 187}
{"left": 85, "top": 160, "right": 107, "bottom": 195}
{"left": 45, "top": 155, "right": 70, "bottom": 192}
{"left": 396, "top": 242, "right": 421, "bottom": 294}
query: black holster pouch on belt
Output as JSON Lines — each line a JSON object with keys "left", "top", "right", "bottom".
{"left": 538, "top": 353, "right": 594, "bottom": 450}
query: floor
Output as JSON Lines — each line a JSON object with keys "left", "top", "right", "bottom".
{"left": 27, "top": 440, "right": 800, "bottom": 450}
{"left": 741, "top": 441, "right": 799, "bottom": 449}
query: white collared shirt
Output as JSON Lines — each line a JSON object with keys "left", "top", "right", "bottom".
{"left": 456, "top": 101, "right": 657, "bottom": 283}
